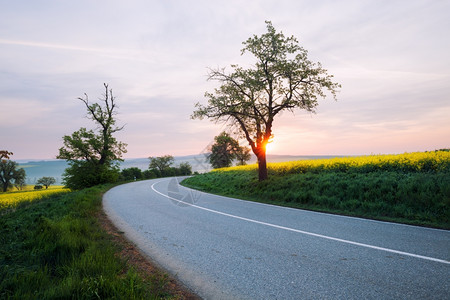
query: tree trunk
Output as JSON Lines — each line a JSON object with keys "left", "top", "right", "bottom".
{"left": 257, "top": 149, "right": 268, "bottom": 181}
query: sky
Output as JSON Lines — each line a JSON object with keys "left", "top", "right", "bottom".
{"left": 1, "top": 0, "right": 449, "bottom": 160}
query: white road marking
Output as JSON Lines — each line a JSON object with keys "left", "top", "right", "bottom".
{"left": 151, "top": 181, "right": 450, "bottom": 265}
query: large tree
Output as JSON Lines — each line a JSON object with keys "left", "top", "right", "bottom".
{"left": 57, "top": 84, "right": 127, "bottom": 189}
{"left": 192, "top": 21, "right": 340, "bottom": 180}
{"left": 0, "top": 152, "right": 26, "bottom": 192}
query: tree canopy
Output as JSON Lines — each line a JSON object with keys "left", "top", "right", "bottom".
{"left": 0, "top": 152, "right": 26, "bottom": 192}
{"left": 0, "top": 150, "right": 13, "bottom": 160}
{"left": 36, "top": 177, "right": 56, "bottom": 189}
{"left": 148, "top": 155, "right": 174, "bottom": 177}
{"left": 208, "top": 132, "right": 251, "bottom": 169}
{"left": 192, "top": 21, "right": 340, "bottom": 180}
{"left": 57, "top": 84, "right": 127, "bottom": 189}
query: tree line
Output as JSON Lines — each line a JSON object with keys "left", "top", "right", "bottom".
{"left": 120, "top": 155, "right": 193, "bottom": 182}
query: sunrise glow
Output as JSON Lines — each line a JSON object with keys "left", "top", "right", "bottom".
{"left": 265, "top": 141, "right": 275, "bottom": 153}
{"left": 1, "top": 2, "right": 449, "bottom": 159}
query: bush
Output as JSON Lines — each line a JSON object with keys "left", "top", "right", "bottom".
{"left": 142, "top": 163, "right": 192, "bottom": 180}
{"left": 120, "top": 167, "right": 143, "bottom": 181}
{"left": 142, "top": 169, "right": 158, "bottom": 179}
{"left": 62, "top": 161, "right": 120, "bottom": 190}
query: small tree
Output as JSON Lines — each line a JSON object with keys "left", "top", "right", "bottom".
{"left": 148, "top": 155, "right": 174, "bottom": 177}
{"left": 208, "top": 132, "right": 251, "bottom": 169}
{"left": 13, "top": 169, "right": 26, "bottom": 190}
{"left": 57, "top": 84, "right": 127, "bottom": 189}
{"left": 235, "top": 146, "right": 251, "bottom": 166}
{"left": 36, "top": 177, "right": 56, "bottom": 189}
{"left": 192, "top": 21, "right": 340, "bottom": 180}
{"left": 0, "top": 152, "right": 26, "bottom": 192}
{"left": 177, "top": 162, "right": 193, "bottom": 176}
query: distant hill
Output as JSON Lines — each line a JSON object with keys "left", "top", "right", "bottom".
{"left": 18, "top": 154, "right": 341, "bottom": 185}
{"left": 18, "top": 160, "right": 69, "bottom": 185}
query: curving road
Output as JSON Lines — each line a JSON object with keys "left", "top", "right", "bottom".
{"left": 103, "top": 178, "right": 450, "bottom": 299}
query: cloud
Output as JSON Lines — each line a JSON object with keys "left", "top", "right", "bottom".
{"left": 0, "top": 38, "right": 111, "bottom": 54}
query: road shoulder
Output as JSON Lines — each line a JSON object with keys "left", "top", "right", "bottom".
{"left": 97, "top": 206, "right": 201, "bottom": 299}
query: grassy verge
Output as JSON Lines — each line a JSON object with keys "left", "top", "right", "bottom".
{"left": 0, "top": 185, "right": 190, "bottom": 299}
{"left": 182, "top": 152, "right": 450, "bottom": 229}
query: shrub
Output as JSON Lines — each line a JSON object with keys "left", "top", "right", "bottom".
{"left": 120, "top": 167, "right": 143, "bottom": 181}
{"left": 62, "top": 161, "right": 120, "bottom": 190}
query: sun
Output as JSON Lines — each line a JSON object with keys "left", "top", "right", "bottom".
{"left": 265, "top": 141, "right": 275, "bottom": 153}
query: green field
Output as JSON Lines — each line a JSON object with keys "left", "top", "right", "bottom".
{"left": 182, "top": 151, "right": 450, "bottom": 229}
{"left": 0, "top": 186, "right": 177, "bottom": 299}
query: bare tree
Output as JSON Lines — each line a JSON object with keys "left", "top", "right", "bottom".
{"left": 57, "top": 84, "right": 127, "bottom": 189}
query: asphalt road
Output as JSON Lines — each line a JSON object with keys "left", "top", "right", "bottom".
{"left": 103, "top": 178, "right": 450, "bottom": 299}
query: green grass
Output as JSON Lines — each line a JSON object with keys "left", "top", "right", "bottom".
{"left": 182, "top": 152, "right": 450, "bottom": 229}
{"left": 0, "top": 186, "right": 173, "bottom": 299}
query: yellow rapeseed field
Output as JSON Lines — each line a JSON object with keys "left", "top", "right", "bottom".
{"left": 215, "top": 151, "right": 450, "bottom": 174}
{"left": 0, "top": 186, "right": 70, "bottom": 210}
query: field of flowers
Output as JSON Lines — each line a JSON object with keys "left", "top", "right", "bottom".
{"left": 0, "top": 186, "right": 70, "bottom": 210}
{"left": 217, "top": 151, "right": 450, "bottom": 174}
{"left": 184, "top": 150, "right": 450, "bottom": 228}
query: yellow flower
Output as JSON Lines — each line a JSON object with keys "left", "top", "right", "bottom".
{"left": 0, "top": 186, "right": 70, "bottom": 210}
{"left": 212, "top": 151, "right": 450, "bottom": 174}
